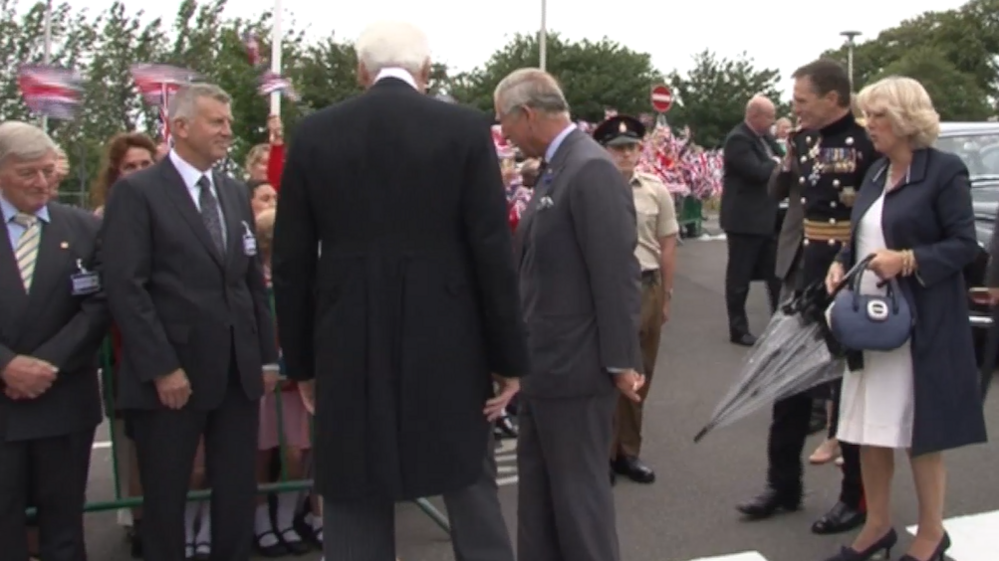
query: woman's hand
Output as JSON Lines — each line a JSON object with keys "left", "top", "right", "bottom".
{"left": 867, "top": 249, "right": 905, "bottom": 280}
{"left": 825, "top": 262, "right": 845, "bottom": 294}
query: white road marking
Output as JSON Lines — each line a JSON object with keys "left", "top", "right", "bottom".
{"left": 92, "top": 441, "right": 111, "bottom": 450}
{"left": 496, "top": 438, "right": 518, "bottom": 486}
{"left": 686, "top": 553, "right": 768, "bottom": 561}
{"left": 907, "top": 509, "right": 999, "bottom": 561}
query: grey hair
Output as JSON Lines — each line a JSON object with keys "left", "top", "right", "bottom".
{"left": 168, "top": 83, "right": 232, "bottom": 121}
{"left": 493, "top": 68, "right": 569, "bottom": 118}
{"left": 0, "top": 121, "right": 57, "bottom": 166}
{"left": 356, "top": 21, "right": 431, "bottom": 76}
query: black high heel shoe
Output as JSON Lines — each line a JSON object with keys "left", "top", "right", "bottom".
{"left": 823, "top": 528, "right": 898, "bottom": 561}
{"left": 899, "top": 532, "right": 951, "bottom": 561}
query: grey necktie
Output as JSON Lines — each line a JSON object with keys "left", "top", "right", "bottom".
{"left": 197, "top": 175, "right": 225, "bottom": 255}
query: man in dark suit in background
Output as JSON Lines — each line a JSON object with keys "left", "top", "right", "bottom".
{"left": 719, "top": 95, "right": 783, "bottom": 346}
{"left": 496, "top": 68, "right": 643, "bottom": 561}
{"left": 0, "top": 121, "right": 110, "bottom": 561}
{"left": 101, "top": 83, "right": 279, "bottom": 561}
{"left": 272, "top": 21, "right": 528, "bottom": 561}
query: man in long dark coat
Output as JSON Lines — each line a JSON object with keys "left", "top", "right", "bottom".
{"left": 271, "top": 20, "right": 529, "bottom": 561}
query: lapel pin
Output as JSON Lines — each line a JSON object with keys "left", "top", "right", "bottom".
{"left": 59, "top": 241, "right": 69, "bottom": 249}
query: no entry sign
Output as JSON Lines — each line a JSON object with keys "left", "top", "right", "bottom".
{"left": 650, "top": 84, "right": 673, "bottom": 113}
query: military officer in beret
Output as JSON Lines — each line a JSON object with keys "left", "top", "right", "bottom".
{"left": 739, "top": 58, "right": 875, "bottom": 536}
{"left": 592, "top": 115, "right": 678, "bottom": 484}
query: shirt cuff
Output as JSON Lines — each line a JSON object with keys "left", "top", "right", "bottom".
{"left": 262, "top": 364, "right": 280, "bottom": 372}
{"left": 606, "top": 368, "right": 627, "bottom": 374}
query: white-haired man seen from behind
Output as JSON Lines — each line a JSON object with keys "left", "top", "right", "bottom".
{"left": 495, "top": 69, "right": 643, "bottom": 561}
{"left": 271, "top": 21, "right": 528, "bottom": 561}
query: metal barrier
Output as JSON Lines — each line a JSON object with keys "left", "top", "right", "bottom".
{"left": 46, "top": 334, "right": 452, "bottom": 534}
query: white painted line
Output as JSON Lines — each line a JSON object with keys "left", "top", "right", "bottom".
{"left": 496, "top": 453, "right": 517, "bottom": 462}
{"left": 92, "top": 441, "right": 111, "bottom": 450}
{"left": 687, "top": 553, "right": 768, "bottom": 561}
{"left": 497, "top": 466, "right": 516, "bottom": 474}
{"left": 496, "top": 476, "right": 518, "bottom": 486}
{"left": 907, "top": 509, "right": 999, "bottom": 561}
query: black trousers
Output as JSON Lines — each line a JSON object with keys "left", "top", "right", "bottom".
{"left": 725, "top": 233, "right": 781, "bottom": 337}
{"left": 129, "top": 365, "right": 259, "bottom": 561}
{"left": 0, "top": 428, "right": 96, "bottom": 561}
{"left": 766, "top": 382, "right": 864, "bottom": 508}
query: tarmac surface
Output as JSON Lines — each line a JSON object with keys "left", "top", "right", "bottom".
{"left": 82, "top": 235, "right": 999, "bottom": 561}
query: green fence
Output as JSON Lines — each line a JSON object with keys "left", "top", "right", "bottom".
{"left": 32, "top": 335, "right": 451, "bottom": 534}
{"left": 677, "top": 195, "right": 704, "bottom": 238}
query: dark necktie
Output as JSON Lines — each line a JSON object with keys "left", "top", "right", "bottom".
{"left": 197, "top": 175, "right": 225, "bottom": 255}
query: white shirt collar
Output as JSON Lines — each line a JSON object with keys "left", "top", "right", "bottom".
{"left": 374, "top": 67, "right": 418, "bottom": 90}
{"left": 0, "top": 193, "right": 50, "bottom": 223}
{"left": 544, "top": 124, "right": 577, "bottom": 163}
{"left": 169, "top": 149, "right": 213, "bottom": 189}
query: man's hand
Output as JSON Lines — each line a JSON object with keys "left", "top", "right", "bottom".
{"left": 298, "top": 380, "right": 316, "bottom": 415}
{"left": 263, "top": 370, "right": 281, "bottom": 394}
{"left": 614, "top": 369, "right": 646, "bottom": 403}
{"left": 1, "top": 355, "right": 57, "bottom": 399}
{"left": 154, "top": 369, "right": 192, "bottom": 410}
{"left": 484, "top": 374, "right": 520, "bottom": 421}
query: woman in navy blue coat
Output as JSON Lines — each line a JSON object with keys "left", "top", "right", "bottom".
{"left": 822, "top": 77, "right": 988, "bottom": 561}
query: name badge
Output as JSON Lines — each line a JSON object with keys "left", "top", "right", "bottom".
{"left": 71, "top": 259, "right": 100, "bottom": 296}
{"left": 241, "top": 221, "right": 257, "bottom": 256}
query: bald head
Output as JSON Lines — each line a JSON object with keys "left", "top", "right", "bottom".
{"left": 745, "top": 95, "right": 776, "bottom": 135}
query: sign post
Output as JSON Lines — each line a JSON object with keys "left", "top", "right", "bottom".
{"left": 650, "top": 84, "right": 672, "bottom": 128}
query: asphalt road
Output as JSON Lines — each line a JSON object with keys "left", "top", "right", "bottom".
{"left": 81, "top": 237, "right": 999, "bottom": 561}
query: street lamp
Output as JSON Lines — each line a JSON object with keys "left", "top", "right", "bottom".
{"left": 840, "top": 30, "right": 861, "bottom": 87}
{"left": 539, "top": 0, "right": 547, "bottom": 71}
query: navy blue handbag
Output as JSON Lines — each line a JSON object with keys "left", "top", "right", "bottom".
{"left": 829, "top": 254, "right": 914, "bottom": 352}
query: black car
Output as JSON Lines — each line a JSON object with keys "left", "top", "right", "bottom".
{"left": 937, "top": 122, "right": 999, "bottom": 364}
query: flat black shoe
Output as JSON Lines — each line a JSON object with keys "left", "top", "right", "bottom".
{"left": 736, "top": 487, "right": 802, "bottom": 519}
{"left": 730, "top": 333, "right": 758, "bottom": 347}
{"left": 254, "top": 531, "right": 289, "bottom": 557}
{"left": 611, "top": 456, "right": 655, "bottom": 483}
{"left": 812, "top": 501, "right": 866, "bottom": 535}
{"left": 823, "top": 528, "right": 897, "bottom": 561}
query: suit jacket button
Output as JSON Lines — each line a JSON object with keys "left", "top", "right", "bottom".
{"left": 800, "top": 155, "right": 807, "bottom": 163}
{"left": 799, "top": 176, "right": 806, "bottom": 184}
{"left": 830, "top": 201, "right": 838, "bottom": 208}
{"left": 829, "top": 218, "right": 836, "bottom": 224}
{"left": 828, "top": 239, "right": 837, "bottom": 246}
{"left": 800, "top": 197, "right": 807, "bottom": 204}
{"left": 833, "top": 179, "right": 841, "bottom": 187}
{"left": 803, "top": 239, "right": 810, "bottom": 246}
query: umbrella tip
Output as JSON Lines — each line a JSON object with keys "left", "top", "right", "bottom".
{"left": 693, "top": 428, "right": 708, "bottom": 443}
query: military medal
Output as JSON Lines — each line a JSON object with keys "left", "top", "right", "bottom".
{"left": 839, "top": 186, "right": 857, "bottom": 207}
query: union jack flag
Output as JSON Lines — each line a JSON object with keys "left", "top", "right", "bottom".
{"left": 258, "top": 71, "right": 299, "bottom": 101}
{"left": 17, "top": 64, "right": 82, "bottom": 120}
{"left": 130, "top": 63, "right": 199, "bottom": 144}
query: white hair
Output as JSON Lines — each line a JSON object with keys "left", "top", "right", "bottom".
{"left": 0, "top": 121, "right": 57, "bottom": 166}
{"left": 356, "top": 21, "right": 431, "bottom": 76}
{"left": 493, "top": 68, "right": 569, "bottom": 118}
{"left": 168, "top": 83, "right": 231, "bottom": 122}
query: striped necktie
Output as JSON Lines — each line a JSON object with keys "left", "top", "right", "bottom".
{"left": 13, "top": 212, "right": 40, "bottom": 292}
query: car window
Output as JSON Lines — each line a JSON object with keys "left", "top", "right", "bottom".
{"left": 935, "top": 133, "right": 999, "bottom": 177}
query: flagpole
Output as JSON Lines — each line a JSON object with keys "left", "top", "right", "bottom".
{"left": 539, "top": 0, "right": 547, "bottom": 71}
{"left": 270, "top": 0, "right": 282, "bottom": 116}
{"left": 40, "top": 0, "right": 52, "bottom": 132}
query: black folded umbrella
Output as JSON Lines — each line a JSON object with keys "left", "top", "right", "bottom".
{"left": 694, "top": 279, "right": 853, "bottom": 443}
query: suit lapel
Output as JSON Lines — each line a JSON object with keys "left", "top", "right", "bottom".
{"left": 0, "top": 225, "right": 28, "bottom": 339}
{"left": 214, "top": 172, "right": 244, "bottom": 273}
{"left": 159, "top": 160, "right": 224, "bottom": 268}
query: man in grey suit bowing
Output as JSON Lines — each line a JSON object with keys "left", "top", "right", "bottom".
{"left": 102, "top": 83, "right": 279, "bottom": 561}
{"left": 495, "top": 69, "right": 644, "bottom": 561}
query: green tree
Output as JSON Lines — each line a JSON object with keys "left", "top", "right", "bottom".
{"left": 875, "top": 47, "right": 991, "bottom": 121}
{"left": 820, "top": 1, "right": 999, "bottom": 112}
{"left": 293, "top": 36, "right": 363, "bottom": 113}
{"left": 449, "top": 32, "right": 662, "bottom": 122}
{"left": 666, "top": 50, "right": 784, "bottom": 148}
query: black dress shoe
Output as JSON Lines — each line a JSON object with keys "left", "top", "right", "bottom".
{"left": 610, "top": 467, "right": 617, "bottom": 485}
{"left": 730, "top": 333, "right": 758, "bottom": 347}
{"left": 811, "top": 501, "right": 866, "bottom": 535}
{"left": 736, "top": 487, "right": 802, "bottom": 519}
{"left": 611, "top": 456, "right": 656, "bottom": 483}
{"left": 899, "top": 531, "right": 950, "bottom": 561}
{"left": 823, "top": 528, "right": 897, "bottom": 561}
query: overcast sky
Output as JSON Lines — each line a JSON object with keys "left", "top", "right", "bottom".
{"left": 72, "top": 0, "right": 968, "bottom": 98}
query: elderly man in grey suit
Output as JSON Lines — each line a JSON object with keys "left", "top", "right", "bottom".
{"left": 495, "top": 68, "right": 644, "bottom": 561}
